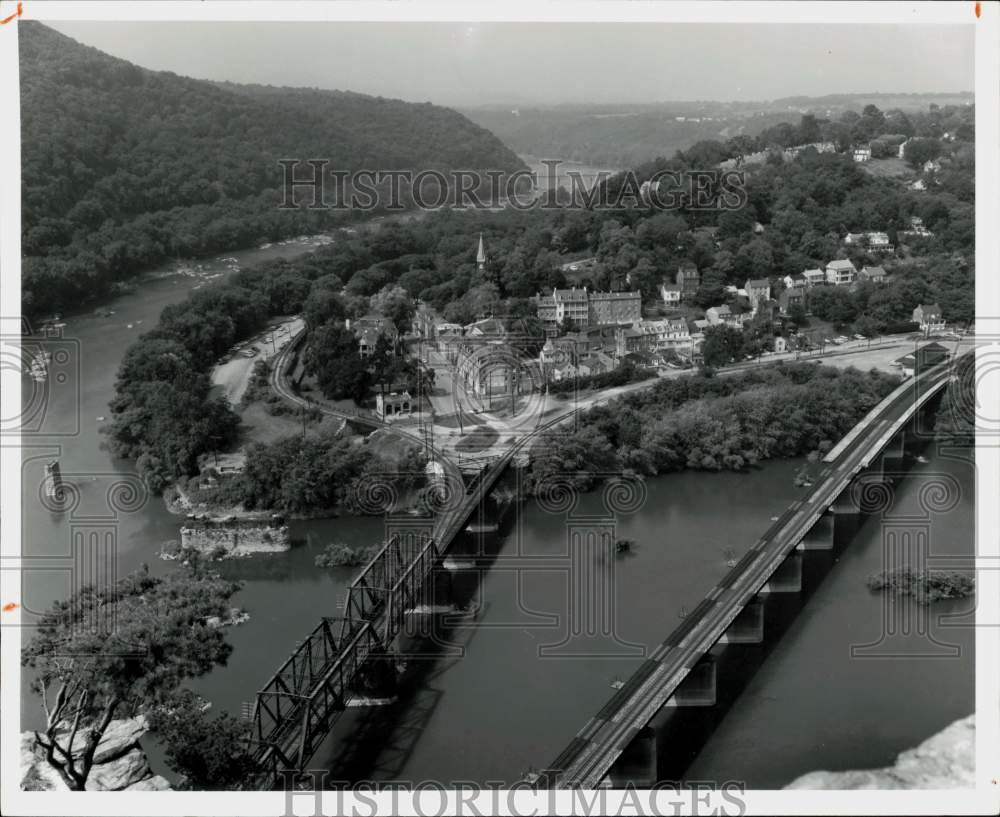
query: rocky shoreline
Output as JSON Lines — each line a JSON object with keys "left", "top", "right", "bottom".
{"left": 785, "top": 714, "right": 975, "bottom": 789}
{"left": 21, "top": 716, "right": 171, "bottom": 792}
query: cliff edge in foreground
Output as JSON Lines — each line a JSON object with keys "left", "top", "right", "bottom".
{"left": 785, "top": 714, "right": 975, "bottom": 789}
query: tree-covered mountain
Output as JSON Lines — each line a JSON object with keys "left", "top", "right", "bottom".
{"left": 19, "top": 22, "right": 525, "bottom": 319}
{"left": 461, "top": 93, "right": 974, "bottom": 169}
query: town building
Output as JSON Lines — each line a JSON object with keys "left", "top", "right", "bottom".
{"left": 866, "top": 231, "right": 894, "bottom": 252}
{"left": 744, "top": 278, "right": 771, "bottom": 312}
{"left": 375, "top": 390, "right": 413, "bottom": 419}
{"left": 589, "top": 291, "right": 643, "bottom": 326}
{"left": 782, "top": 273, "right": 806, "bottom": 289}
{"left": 900, "top": 216, "right": 934, "bottom": 240}
{"left": 675, "top": 261, "right": 700, "bottom": 296}
{"left": 893, "top": 342, "right": 951, "bottom": 378}
{"left": 913, "top": 303, "right": 945, "bottom": 333}
{"left": 536, "top": 287, "right": 589, "bottom": 330}
{"left": 347, "top": 314, "right": 398, "bottom": 358}
{"left": 778, "top": 287, "right": 807, "bottom": 316}
{"left": 535, "top": 287, "right": 641, "bottom": 333}
{"left": 825, "top": 259, "right": 857, "bottom": 286}
{"left": 774, "top": 336, "right": 789, "bottom": 354}
{"left": 802, "top": 268, "right": 826, "bottom": 287}
{"left": 660, "top": 282, "right": 683, "bottom": 306}
{"left": 852, "top": 146, "right": 872, "bottom": 163}
{"left": 705, "top": 305, "right": 747, "bottom": 329}
{"left": 845, "top": 231, "right": 893, "bottom": 252}
{"left": 630, "top": 318, "right": 691, "bottom": 353}
{"left": 476, "top": 233, "right": 487, "bottom": 271}
{"left": 858, "top": 265, "right": 887, "bottom": 283}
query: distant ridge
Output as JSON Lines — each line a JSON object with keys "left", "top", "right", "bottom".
{"left": 19, "top": 22, "right": 525, "bottom": 318}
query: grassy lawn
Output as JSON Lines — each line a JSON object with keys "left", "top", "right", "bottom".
{"left": 861, "top": 157, "right": 914, "bottom": 179}
{"left": 238, "top": 401, "right": 324, "bottom": 445}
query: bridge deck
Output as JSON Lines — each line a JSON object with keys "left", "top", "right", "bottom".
{"left": 543, "top": 365, "right": 952, "bottom": 789}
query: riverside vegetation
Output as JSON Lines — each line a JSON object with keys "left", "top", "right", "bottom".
{"left": 527, "top": 363, "right": 898, "bottom": 492}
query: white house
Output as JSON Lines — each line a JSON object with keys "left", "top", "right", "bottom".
{"left": 802, "top": 268, "right": 826, "bottom": 287}
{"left": 660, "top": 282, "right": 683, "bottom": 306}
{"left": 852, "top": 146, "right": 872, "bottom": 163}
{"left": 913, "top": 303, "right": 945, "bottom": 333}
{"left": 825, "top": 259, "right": 857, "bottom": 286}
{"left": 867, "top": 231, "right": 894, "bottom": 252}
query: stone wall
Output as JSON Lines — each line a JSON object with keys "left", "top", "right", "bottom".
{"left": 180, "top": 512, "right": 290, "bottom": 555}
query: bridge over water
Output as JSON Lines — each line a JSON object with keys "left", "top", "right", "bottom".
{"left": 254, "top": 326, "right": 959, "bottom": 789}
{"left": 537, "top": 362, "right": 955, "bottom": 789}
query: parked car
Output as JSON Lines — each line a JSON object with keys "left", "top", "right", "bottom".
{"left": 853, "top": 334, "right": 866, "bottom": 340}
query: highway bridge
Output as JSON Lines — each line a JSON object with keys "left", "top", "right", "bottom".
{"left": 537, "top": 361, "right": 955, "bottom": 789}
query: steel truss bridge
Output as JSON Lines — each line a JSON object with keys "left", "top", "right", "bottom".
{"left": 246, "top": 450, "right": 515, "bottom": 788}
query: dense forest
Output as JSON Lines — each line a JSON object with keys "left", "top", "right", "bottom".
{"left": 19, "top": 22, "right": 524, "bottom": 319}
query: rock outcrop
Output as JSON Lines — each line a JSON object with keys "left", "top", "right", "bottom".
{"left": 785, "top": 714, "right": 975, "bottom": 789}
{"left": 20, "top": 716, "right": 172, "bottom": 792}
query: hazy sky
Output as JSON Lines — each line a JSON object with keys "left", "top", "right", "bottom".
{"left": 44, "top": 21, "right": 974, "bottom": 107}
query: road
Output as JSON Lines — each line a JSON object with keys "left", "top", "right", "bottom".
{"left": 542, "top": 362, "right": 954, "bottom": 789}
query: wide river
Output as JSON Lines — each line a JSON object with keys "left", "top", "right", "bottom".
{"left": 20, "top": 234, "right": 974, "bottom": 789}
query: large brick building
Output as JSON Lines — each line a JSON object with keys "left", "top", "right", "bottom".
{"left": 536, "top": 287, "right": 641, "bottom": 333}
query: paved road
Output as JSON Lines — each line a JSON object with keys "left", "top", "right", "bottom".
{"left": 542, "top": 363, "right": 954, "bottom": 789}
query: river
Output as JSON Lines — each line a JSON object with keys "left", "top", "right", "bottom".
{"left": 19, "top": 234, "right": 974, "bottom": 789}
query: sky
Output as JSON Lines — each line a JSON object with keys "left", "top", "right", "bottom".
{"left": 43, "top": 21, "right": 974, "bottom": 107}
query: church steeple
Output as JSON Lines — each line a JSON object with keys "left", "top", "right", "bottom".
{"left": 476, "top": 233, "right": 486, "bottom": 271}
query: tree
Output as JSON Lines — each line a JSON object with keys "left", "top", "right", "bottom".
{"left": 701, "top": 325, "right": 746, "bottom": 367}
{"left": 808, "top": 286, "right": 858, "bottom": 325}
{"left": 903, "top": 138, "right": 942, "bottom": 169}
{"left": 303, "top": 323, "right": 371, "bottom": 402}
{"left": 148, "top": 689, "right": 255, "bottom": 790}
{"left": 370, "top": 285, "right": 415, "bottom": 331}
{"left": 22, "top": 566, "right": 241, "bottom": 790}
{"left": 787, "top": 302, "right": 809, "bottom": 327}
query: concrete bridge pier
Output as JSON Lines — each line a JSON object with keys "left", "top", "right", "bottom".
{"left": 606, "top": 655, "right": 717, "bottom": 787}
{"left": 605, "top": 726, "right": 658, "bottom": 788}
{"left": 796, "top": 509, "right": 834, "bottom": 552}
{"left": 759, "top": 551, "right": 802, "bottom": 594}
{"left": 877, "top": 431, "right": 908, "bottom": 477}
{"left": 665, "top": 654, "right": 717, "bottom": 708}
{"left": 719, "top": 598, "right": 764, "bottom": 644}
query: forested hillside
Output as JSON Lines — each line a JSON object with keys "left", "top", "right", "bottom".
{"left": 461, "top": 93, "right": 972, "bottom": 168}
{"left": 19, "top": 22, "right": 524, "bottom": 318}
